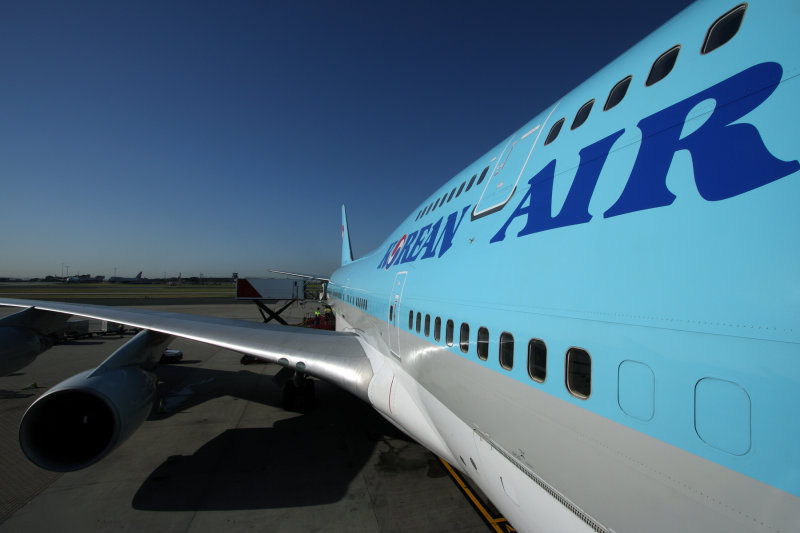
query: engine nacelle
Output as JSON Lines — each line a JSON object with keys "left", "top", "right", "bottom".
{"left": 19, "top": 365, "right": 157, "bottom": 471}
{"left": 0, "top": 327, "right": 54, "bottom": 376}
{"left": 18, "top": 329, "right": 171, "bottom": 472}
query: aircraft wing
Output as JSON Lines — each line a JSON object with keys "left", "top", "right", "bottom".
{"left": 0, "top": 297, "right": 373, "bottom": 400}
{"left": 267, "top": 269, "right": 330, "bottom": 282}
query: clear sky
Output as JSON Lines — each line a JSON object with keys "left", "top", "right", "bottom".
{"left": 0, "top": 0, "right": 693, "bottom": 279}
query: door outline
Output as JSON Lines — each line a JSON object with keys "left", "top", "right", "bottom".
{"left": 471, "top": 103, "right": 560, "bottom": 221}
{"left": 388, "top": 271, "right": 408, "bottom": 359}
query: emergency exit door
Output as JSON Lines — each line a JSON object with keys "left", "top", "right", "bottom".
{"left": 388, "top": 271, "right": 407, "bottom": 359}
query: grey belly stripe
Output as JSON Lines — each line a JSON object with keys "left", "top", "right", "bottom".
{"left": 474, "top": 427, "right": 608, "bottom": 533}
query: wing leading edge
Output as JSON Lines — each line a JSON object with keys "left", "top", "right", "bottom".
{"left": 0, "top": 298, "right": 373, "bottom": 401}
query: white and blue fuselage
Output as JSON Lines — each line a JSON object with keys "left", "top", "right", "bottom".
{"left": 328, "top": 1, "right": 800, "bottom": 531}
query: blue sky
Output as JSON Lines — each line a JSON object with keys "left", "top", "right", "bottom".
{"left": 0, "top": 0, "right": 693, "bottom": 279}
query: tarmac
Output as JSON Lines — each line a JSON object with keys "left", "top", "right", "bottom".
{"left": 0, "top": 303, "right": 490, "bottom": 532}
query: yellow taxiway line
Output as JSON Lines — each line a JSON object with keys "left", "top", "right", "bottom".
{"left": 439, "top": 458, "right": 515, "bottom": 532}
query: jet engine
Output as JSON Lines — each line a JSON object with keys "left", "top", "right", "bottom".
{"left": 19, "top": 329, "right": 172, "bottom": 471}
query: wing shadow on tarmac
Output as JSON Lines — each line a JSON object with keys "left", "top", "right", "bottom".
{"left": 133, "top": 364, "right": 411, "bottom": 511}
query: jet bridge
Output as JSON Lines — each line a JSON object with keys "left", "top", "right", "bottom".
{"left": 236, "top": 278, "right": 303, "bottom": 326}
{"left": 236, "top": 278, "right": 329, "bottom": 327}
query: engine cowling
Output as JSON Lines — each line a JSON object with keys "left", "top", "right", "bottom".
{"left": 19, "top": 365, "right": 157, "bottom": 471}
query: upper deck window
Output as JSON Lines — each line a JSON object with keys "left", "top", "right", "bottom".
{"left": 465, "top": 174, "right": 477, "bottom": 192}
{"left": 476, "top": 166, "right": 489, "bottom": 186}
{"left": 571, "top": 99, "right": 594, "bottom": 130}
{"left": 424, "top": 314, "right": 431, "bottom": 336}
{"left": 434, "top": 316, "right": 441, "bottom": 342}
{"left": 645, "top": 45, "right": 680, "bottom": 87}
{"left": 544, "top": 118, "right": 565, "bottom": 146}
{"left": 416, "top": 312, "right": 421, "bottom": 333}
{"left": 702, "top": 4, "right": 746, "bottom": 54}
{"left": 408, "top": 310, "right": 413, "bottom": 329}
{"left": 604, "top": 76, "right": 632, "bottom": 111}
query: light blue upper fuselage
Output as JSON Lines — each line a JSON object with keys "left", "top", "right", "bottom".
{"left": 329, "top": 0, "right": 800, "bottom": 500}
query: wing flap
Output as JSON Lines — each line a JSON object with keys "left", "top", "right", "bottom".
{"left": 0, "top": 298, "right": 373, "bottom": 401}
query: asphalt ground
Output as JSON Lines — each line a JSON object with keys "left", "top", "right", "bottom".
{"left": 0, "top": 302, "right": 490, "bottom": 533}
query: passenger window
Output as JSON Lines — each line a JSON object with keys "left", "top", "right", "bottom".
{"left": 566, "top": 347, "right": 592, "bottom": 399}
{"left": 456, "top": 182, "right": 465, "bottom": 197}
{"left": 434, "top": 317, "right": 441, "bottom": 341}
{"left": 424, "top": 314, "right": 431, "bottom": 337}
{"left": 646, "top": 45, "right": 680, "bottom": 87}
{"left": 499, "top": 332, "right": 513, "bottom": 370}
{"left": 544, "top": 118, "right": 565, "bottom": 146}
{"left": 416, "top": 312, "right": 421, "bottom": 333}
{"left": 702, "top": 4, "right": 746, "bottom": 54}
{"left": 604, "top": 76, "right": 632, "bottom": 111}
{"left": 527, "top": 338, "right": 547, "bottom": 382}
{"left": 389, "top": 306, "right": 393, "bottom": 322}
{"left": 460, "top": 323, "right": 470, "bottom": 353}
{"left": 477, "top": 327, "right": 489, "bottom": 361}
{"left": 571, "top": 99, "right": 594, "bottom": 130}
{"left": 476, "top": 166, "right": 489, "bottom": 186}
{"left": 446, "top": 319, "right": 454, "bottom": 346}
{"left": 409, "top": 310, "right": 413, "bottom": 329}
{"left": 465, "top": 174, "right": 477, "bottom": 192}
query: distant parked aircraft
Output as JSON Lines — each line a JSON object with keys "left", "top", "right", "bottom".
{"left": 107, "top": 272, "right": 146, "bottom": 284}
{"left": 66, "top": 275, "right": 105, "bottom": 283}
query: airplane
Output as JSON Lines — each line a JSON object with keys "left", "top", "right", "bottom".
{"left": 107, "top": 271, "right": 145, "bottom": 283}
{"left": 66, "top": 275, "right": 105, "bottom": 283}
{"left": 0, "top": 1, "right": 798, "bottom": 530}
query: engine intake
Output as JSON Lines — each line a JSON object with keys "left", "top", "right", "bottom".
{"left": 20, "top": 366, "right": 157, "bottom": 471}
{"left": 19, "top": 330, "right": 170, "bottom": 471}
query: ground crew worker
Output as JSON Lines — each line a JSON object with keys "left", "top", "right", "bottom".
{"left": 315, "top": 308, "right": 320, "bottom": 325}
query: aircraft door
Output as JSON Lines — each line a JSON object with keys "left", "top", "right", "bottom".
{"left": 388, "top": 271, "right": 407, "bottom": 359}
{"left": 471, "top": 105, "right": 559, "bottom": 220}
